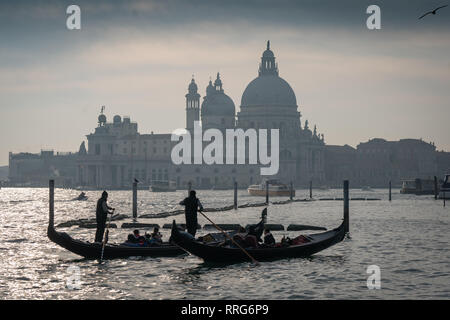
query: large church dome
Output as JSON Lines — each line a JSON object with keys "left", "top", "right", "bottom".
{"left": 241, "top": 75, "right": 297, "bottom": 106}
{"left": 240, "top": 41, "right": 297, "bottom": 107}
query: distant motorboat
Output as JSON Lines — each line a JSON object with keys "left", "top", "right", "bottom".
{"left": 400, "top": 178, "right": 437, "bottom": 195}
{"left": 247, "top": 179, "right": 294, "bottom": 197}
{"left": 438, "top": 174, "right": 450, "bottom": 199}
{"left": 150, "top": 180, "right": 177, "bottom": 192}
{"left": 73, "top": 192, "right": 88, "bottom": 201}
{"left": 361, "top": 186, "right": 374, "bottom": 191}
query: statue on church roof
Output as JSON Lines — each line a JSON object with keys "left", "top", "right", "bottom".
{"left": 78, "top": 141, "right": 87, "bottom": 155}
{"left": 98, "top": 105, "right": 106, "bottom": 126}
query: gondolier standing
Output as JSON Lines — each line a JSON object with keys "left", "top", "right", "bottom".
{"left": 95, "top": 191, "right": 114, "bottom": 243}
{"left": 179, "top": 190, "right": 203, "bottom": 237}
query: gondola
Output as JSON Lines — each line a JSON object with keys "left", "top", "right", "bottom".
{"left": 47, "top": 203, "right": 185, "bottom": 260}
{"left": 170, "top": 211, "right": 348, "bottom": 264}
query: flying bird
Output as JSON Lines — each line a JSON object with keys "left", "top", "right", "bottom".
{"left": 418, "top": 4, "right": 448, "bottom": 19}
{"left": 134, "top": 178, "right": 139, "bottom": 183}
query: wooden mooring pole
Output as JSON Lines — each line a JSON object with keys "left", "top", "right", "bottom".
{"left": 344, "top": 180, "right": 349, "bottom": 234}
{"left": 309, "top": 180, "right": 313, "bottom": 199}
{"left": 132, "top": 181, "right": 137, "bottom": 220}
{"left": 188, "top": 181, "right": 192, "bottom": 196}
{"left": 234, "top": 181, "right": 238, "bottom": 209}
{"left": 265, "top": 180, "right": 269, "bottom": 205}
{"left": 434, "top": 176, "right": 438, "bottom": 200}
{"left": 49, "top": 180, "right": 55, "bottom": 229}
{"left": 290, "top": 181, "right": 293, "bottom": 200}
{"left": 389, "top": 181, "right": 392, "bottom": 202}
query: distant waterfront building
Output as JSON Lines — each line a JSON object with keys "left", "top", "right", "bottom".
{"left": 8, "top": 150, "right": 77, "bottom": 187}
{"left": 76, "top": 111, "right": 173, "bottom": 189}
{"left": 324, "top": 138, "right": 441, "bottom": 187}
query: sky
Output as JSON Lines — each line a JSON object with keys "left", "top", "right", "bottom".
{"left": 0, "top": 0, "right": 449, "bottom": 165}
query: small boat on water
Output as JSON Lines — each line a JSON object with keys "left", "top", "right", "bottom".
{"left": 439, "top": 174, "right": 450, "bottom": 199}
{"left": 150, "top": 180, "right": 177, "bottom": 192}
{"left": 47, "top": 199, "right": 184, "bottom": 260}
{"left": 170, "top": 212, "right": 347, "bottom": 264}
{"left": 400, "top": 178, "right": 437, "bottom": 195}
{"left": 72, "top": 192, "right": 88, "bottom": 201}
{"left": 247, "top": 179, "right": 294, "bottom": 197}
{"left": 361, "top": 186, "right": 373, "bottom": 191}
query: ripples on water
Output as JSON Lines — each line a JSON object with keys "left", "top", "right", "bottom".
{"left": 0, "top": 187, "right": 449, "bottom": 299}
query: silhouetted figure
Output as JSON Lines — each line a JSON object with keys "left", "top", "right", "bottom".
{"left": 419, "top": 5, "right": 448, "bottom": 19}
{"left": 127, "top": 229, "right": 145, "bottom": 244}
{"left": 263, "top": 229, "right": 276, "bottom": 246}
{"left": 179, "top": 190, "right": 203, "bottom": 237}
{"left": 151, "top": 227, "right": 163, "bottom": 243}
{"left": 95, "top": 191, "right": 114, "bottom": 243}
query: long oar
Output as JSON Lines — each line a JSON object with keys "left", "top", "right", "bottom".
{"left": 198, "top": 210, "right": 260, "bottom": 266}
{"left": 100, "top": 208, "right": 115, "bottom": 262}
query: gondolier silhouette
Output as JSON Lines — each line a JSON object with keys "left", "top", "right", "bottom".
{"left": 95, "top": 191, "right": 115, "bottom": 243}
{"left": 179, "top": 190, "right": 203, "bottom": 237}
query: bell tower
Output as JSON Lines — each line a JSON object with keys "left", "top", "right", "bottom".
{"left": 185, "top": 77, "right": 200, "bottom": 131}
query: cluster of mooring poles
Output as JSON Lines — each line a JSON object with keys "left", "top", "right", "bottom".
{"left": 100, "top": 176, "right": 447, "bottom": 224}
{"left": 128, "top": 179, "right": 335, "bottom": 221}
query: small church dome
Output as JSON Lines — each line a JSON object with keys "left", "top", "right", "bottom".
{"left": 98, "top": 114, "right": 107, "bottom": 124}
{"left": 113, "top": 115, "right": 122, "bottom": 123}
{"left": 201, "top": 93, "right": 235, "bottom": 116}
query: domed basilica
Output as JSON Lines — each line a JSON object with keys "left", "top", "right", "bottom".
{"left": 70, "top": 41, "right": 325, "bottom": 189}
{"left": 184, "top": 41, "right": 325, "bottom": 185}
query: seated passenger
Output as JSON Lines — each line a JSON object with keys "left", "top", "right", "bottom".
{"left": 263, "top": 229, "right": 276, "bottom": 246}
{"left": 151, "top": 227, "right": 163, "bottom": 243}
{"left": 232, "top": 226, "right": 258, "bottom": 248}
{"left": 280, "top": 235, "right": 292, "bottom": 247}
{"left": 127, "top": 229, "right": 145, "bottom": 244}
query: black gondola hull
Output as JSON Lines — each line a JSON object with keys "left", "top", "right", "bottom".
{"left": 170, "top": 220, "right": 346, "bottom": 263}
{"left": 48, "top": 227, "right": 185, "bottom": 260}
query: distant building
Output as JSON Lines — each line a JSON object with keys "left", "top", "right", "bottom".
{"left": 8, "top": 150, "right": 77, "bottom": 187}
{"left": 324, "top": 145, "right": 357, "bottom": 187}
{"left": 324, "top": 138, "right": 441, "bottom": 187}
{"left": 436, "top": 151, "right": 450, "bottom": 178}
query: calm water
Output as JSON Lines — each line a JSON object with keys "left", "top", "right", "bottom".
{"left": 0, "top": 187, "right": 449, "bottom": 299}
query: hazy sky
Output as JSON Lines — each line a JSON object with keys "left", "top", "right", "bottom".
{"left": 1, "top": 0, "right": 449, "bottom": 165}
